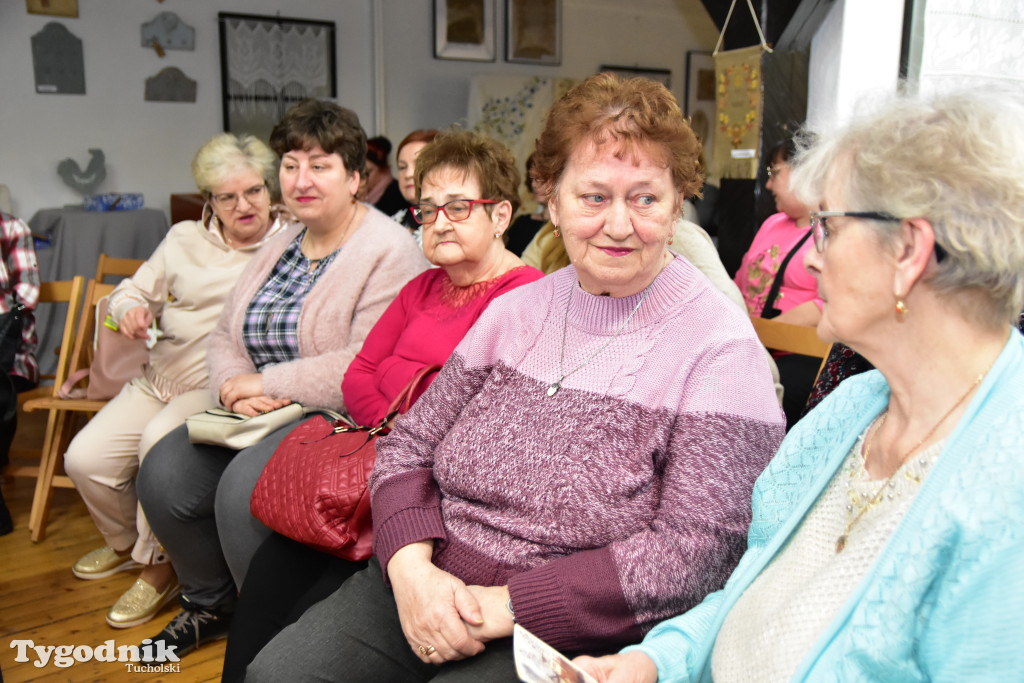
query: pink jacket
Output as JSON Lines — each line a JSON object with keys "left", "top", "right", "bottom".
{"left": 206, "top": 206, "right": 429, "bottom": 411}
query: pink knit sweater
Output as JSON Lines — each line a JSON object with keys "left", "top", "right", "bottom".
{"left": 206, "top": 206, "right": 428, "bottom": 411}
{"left": 371, "top": 256, "right": 785, "bottom": 652}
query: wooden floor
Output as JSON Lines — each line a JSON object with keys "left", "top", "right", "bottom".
{"left": 1, "top": 406, "right": 227, "bottom": 682}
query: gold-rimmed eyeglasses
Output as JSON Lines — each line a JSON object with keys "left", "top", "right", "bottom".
{"left": 210, "top": 184, "right": 268, "bottom": 212}
{"left": 411, "top": 199, "right": 498, "bottom": 225}
{"left": 809, "top": 211, "right": 902, "bottom": 253}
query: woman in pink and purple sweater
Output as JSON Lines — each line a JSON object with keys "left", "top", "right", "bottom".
{"left": 246, "top": 74, "right": 784, "bottom": 683}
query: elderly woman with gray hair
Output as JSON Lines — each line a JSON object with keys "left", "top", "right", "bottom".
{"left": 64, "top": 133, "right": 291, "bottom": 630}
{"left": 577, "top": 88, "right": 1024, "bottom": 682}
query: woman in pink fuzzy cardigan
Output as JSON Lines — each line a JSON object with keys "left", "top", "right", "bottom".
{"left": 136, "top": 100, "right": 427, "bottom": 657}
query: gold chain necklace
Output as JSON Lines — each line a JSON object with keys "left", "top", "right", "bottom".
{"left": 835, "top": 362, "right": 992, "bottom": 553}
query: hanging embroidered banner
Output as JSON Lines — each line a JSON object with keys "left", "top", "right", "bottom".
{"left": 713, "top": 45, "right": 764, "bottom": 180}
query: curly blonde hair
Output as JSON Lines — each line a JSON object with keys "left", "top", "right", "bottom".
{"left": 191, "top": 134, "right": 278, "bottom": 197}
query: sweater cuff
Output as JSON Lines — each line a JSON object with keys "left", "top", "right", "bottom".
{"left": 508, "top": 547, "right": 639, "bottom": 653}
{"left": 372, "top": 469, "right": 446, "bottom": 582}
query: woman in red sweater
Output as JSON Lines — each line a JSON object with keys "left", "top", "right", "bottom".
{"left": 219, "top": 129, "right": 542, "bottom": 680}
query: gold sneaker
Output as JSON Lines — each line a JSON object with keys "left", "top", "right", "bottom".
{"left": 72, "top": 546, "right": 142, "bottom": 580}
{"left": 106, "top": 578, "right": 181, "bottom": 629}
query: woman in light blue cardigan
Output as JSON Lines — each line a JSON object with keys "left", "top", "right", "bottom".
{"left": 576, "top": 89, "right": 1024, "bottom": 682}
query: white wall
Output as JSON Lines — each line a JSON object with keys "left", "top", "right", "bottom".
{"left": 0, "top": 0, "right": 716, "bottom": 222}
{"left": 0, "top": 1, "right": 375, "bottom": 220}
{"left": 806, "top": 0, "right": 906, "bottom": 133}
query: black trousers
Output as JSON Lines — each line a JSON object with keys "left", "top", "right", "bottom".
{"left": 776, "top": 353, "right": 821, "bottom": 431}
{"left": 221, "top": 533, "right": 367, "bottom": 683}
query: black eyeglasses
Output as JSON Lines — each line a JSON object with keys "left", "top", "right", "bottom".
{"left": 210, "top": 184, "right": 268, "bottom": 212}
{"left": 411, "top": 199, "right": 498, "bottom": 225}
{"left": 809, "top": 211, "right": 902, "bottom": 253}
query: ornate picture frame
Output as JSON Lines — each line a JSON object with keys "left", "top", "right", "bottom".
{"left": 506, "top": 0, "right": 561, "bottom": 65}
{"left": 434, "top": 0, "right": 496, "bottom": 62}
{"left": 218, "top": 13, "right": 337, "bottom": 140}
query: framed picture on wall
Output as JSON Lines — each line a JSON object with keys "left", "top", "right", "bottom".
{"left": 434, "top": 0, "right": 496, "bottom": 61}
{"left": 506, "top": 0, "right": 561, "bottom": 65}
{"left": 218, "top": 13, "right": 337, "bottom": 141}
{"left": 685, "top": 50, "right": 716, "bottom": 169}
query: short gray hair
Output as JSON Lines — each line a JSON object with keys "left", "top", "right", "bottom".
{"left": 191, "top": 134, "right": 278, "bottom": 196}
{"left": 790, "top": 89, "right": 1024, "bottom": 327}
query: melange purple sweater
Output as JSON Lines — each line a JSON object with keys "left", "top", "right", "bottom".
{"left": 370, "top": 256, "right": 785, "bottom": 652}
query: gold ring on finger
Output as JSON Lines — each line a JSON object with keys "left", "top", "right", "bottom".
{"left": 418, "top": 644, "right": 436, "bottom": 657}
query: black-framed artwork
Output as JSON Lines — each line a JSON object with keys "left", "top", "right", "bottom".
{"left": 599, "top": 65, "right": 672, "bottom": 88}
{"left": 218, "top": 13, "right": 337, "bottom": 140}
{"left": 506, "top": 0, "right": 560, "bottom": 65}
{"left": 684, "top": 50, "right": 716, "bottom": 166}
{"left": 434, "top": 0, "right": 495, "bottom": 61}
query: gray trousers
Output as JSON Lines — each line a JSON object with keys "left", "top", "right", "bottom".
{"left": 137, "top": 421, "right": 296, "bottom": 608}
{"left": 245, "top": 558, "right": 518, "bottom": 683}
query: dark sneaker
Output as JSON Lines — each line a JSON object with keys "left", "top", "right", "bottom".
{"left": 146, "top": 600, "right": 232, "bottom": 658}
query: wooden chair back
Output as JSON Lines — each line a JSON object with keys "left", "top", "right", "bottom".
{"left": 95, "top": 253, "right": 144, "bottom": 284}
{"left": 750, "top": 317, "right": 834, "bottom": 385}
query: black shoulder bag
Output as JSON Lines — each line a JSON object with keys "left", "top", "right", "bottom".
{"left": 760, "top": 229, "right": 812, "bottom": 320}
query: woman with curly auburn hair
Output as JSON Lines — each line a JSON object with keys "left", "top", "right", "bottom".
{"left": 244, "top": 73, "right": 782, "bottom": 683}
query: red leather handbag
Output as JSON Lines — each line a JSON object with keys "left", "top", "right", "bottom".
{"left": 250, "top": 365, "right": 440, "bottom": 560}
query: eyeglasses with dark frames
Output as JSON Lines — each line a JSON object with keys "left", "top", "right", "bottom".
{"left": 809, "top": 211, "right": 902, "bottom": 253}
{"left": 210, "top": 184, "right": 268, "bottom": 212}
{"left": 411, "top": 199, "right": 498, "bottom": 225}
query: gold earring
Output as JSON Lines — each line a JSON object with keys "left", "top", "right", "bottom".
{"left": 896, "top": 300, "right": 908, "bottom": 316}
{"left": 667, "top": 236, "right": 674, "bottom": 245}
{"left": 553, "top": 227, "right": 560, "bottom": 238}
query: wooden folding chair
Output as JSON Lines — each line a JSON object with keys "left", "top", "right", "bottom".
{"left": 750, "top": 317, "right": 834, "bottom": 385}
{"left": 5, "top": 277, "right": 87, "bottom": 477}
{"left": 95, "top": 253, "right": 144, "bottom": 283}
{"left": 22, "top": 278, "right": 116, "bottom": 541}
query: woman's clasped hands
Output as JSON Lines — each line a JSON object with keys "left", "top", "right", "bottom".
{"left": 387, "top": 542, "right": 514, "bottom": 665}
{"left": 219, "top": 373, "right": 291, "bottom": 417}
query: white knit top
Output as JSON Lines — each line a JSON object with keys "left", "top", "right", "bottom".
{"left": 710, "top": 421, "right": 943, "bottom": 682}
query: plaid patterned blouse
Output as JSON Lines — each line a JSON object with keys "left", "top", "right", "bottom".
{"left": 0, "top": 213, "right": 40, "bottom": 382}
{"left": 242, "top": 230, "right": 340, "bottom": 371}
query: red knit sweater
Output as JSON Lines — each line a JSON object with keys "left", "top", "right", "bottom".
{"left": 341, "top": 265, "right": 543, "bottom": 425}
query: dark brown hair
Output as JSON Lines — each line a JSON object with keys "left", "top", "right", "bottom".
{"left": 269, "top": 99, "right": 367, "bottom": 177}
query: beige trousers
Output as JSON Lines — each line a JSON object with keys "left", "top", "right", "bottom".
{"left": 64, "top": 376, "right": 215, "bottom": 565}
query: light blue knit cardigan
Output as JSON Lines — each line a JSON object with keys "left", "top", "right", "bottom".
{"left": 627, "top": 330, "right": 1024, "bottom": 682}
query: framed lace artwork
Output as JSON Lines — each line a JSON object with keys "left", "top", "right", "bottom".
{"left": 218, "top": 13, "right": 337, "bottom": 140}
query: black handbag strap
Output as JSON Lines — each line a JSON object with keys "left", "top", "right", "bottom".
{"left": 761, "top": 229, "right": 812, "bottom": 320}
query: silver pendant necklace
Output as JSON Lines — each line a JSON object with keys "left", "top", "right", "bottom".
{"left": 546, "top": 279, "right": 654, "bottom": 397}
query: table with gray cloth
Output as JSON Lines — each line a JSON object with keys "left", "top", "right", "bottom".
{"left": 28, "top": 207, "right": 169, "bottom": 377}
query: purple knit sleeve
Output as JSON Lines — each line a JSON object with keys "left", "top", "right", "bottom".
{"left": 370, "top": 354, "right": 491, "bottom": 580}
